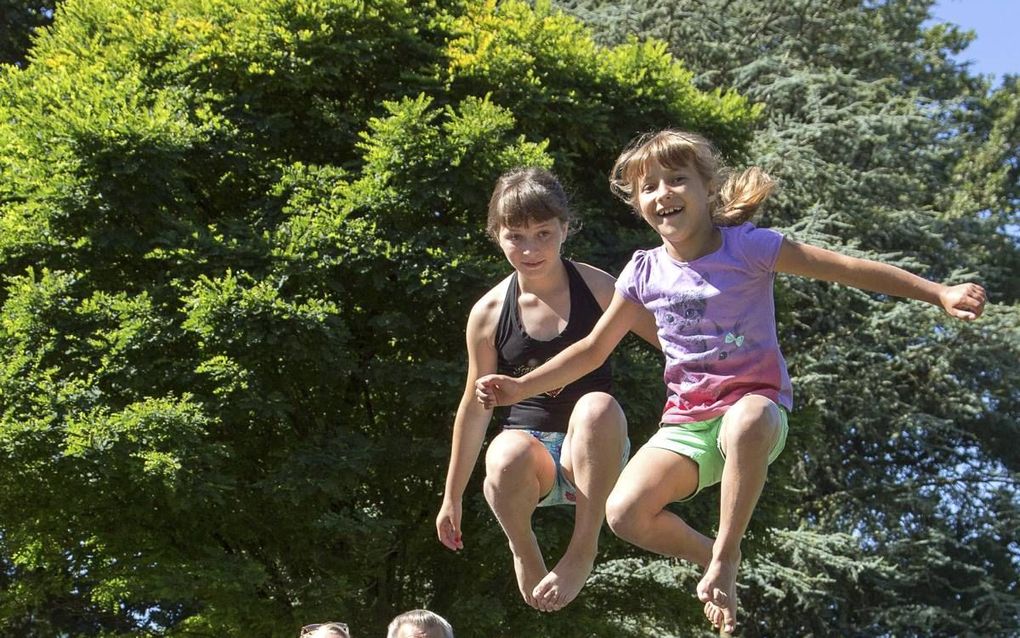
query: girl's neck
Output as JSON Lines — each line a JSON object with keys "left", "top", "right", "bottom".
{"left": 663, "top": 225, "right": 721, "bottom": 262}
{"left": 517, "top": 258, "right": 568, "bottom": 296}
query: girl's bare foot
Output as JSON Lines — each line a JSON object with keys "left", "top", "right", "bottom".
{"left": 704, "top": 601, "right": 725, "bottom": 631}
{"left": 697, "top": 554, "right": 739, "bottom": 633}
{"left": 532, "top": 550, "right": 595, "bottom": 612}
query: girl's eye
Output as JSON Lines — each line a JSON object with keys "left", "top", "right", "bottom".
{"left": 508, "top": 234, "right": 521, "bottom": 241}
{"left": 538, "top": 231, "right": 550, "bottom": 239}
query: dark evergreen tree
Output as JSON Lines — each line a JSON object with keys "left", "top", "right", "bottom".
{"left": 556, "top": 0, "right": 1020, "bottom": 636}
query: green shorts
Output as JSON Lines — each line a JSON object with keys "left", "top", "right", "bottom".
{"left": 643, "top": 405, "right": 788, "bottom": 502}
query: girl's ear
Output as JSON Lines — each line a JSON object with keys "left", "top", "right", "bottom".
{"left": 558, "top": 221, "right": 573, "bottom": 245}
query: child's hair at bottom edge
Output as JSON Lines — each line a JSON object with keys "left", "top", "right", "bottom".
{"left": 387, "top": 609, "right": 454, "bottom": 638}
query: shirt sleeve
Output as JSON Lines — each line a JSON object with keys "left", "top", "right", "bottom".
{"left": 614, "top": 250, "right": 646, "bottom": 305}
{"left": 733, "top": 223, "right": 784, "bottom": 273}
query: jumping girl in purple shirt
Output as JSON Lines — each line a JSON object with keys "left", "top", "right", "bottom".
{"left": 475, "top": 130, "right": 986, "bottom": 634}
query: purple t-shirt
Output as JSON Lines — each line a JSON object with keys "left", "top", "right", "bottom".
{"left": 616, "top": 223, "right": 793, "bottom": 424}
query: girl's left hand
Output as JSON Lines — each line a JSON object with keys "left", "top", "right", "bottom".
{"left": 939, "top": 283, "right": 987, "bottom": 321}
{"left": 474, "top": 374, "right": 521, "bottom": 408}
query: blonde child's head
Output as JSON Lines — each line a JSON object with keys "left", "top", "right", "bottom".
{"left": 610, "top": 129, "right": 775, "bottom": 226}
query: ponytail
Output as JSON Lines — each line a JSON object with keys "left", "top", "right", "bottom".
{"left": 714, "top": 166, "right": 775, "bottom": 226}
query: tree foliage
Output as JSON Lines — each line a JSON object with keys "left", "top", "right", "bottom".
{"left": 556, "top": 0, "right": 1020, "bottom": 635}
{"left": 0, "top": 0, "right": 758, "bottom": 635}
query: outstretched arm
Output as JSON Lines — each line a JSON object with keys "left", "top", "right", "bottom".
{"left": 774, "top": 238, "right": 986, "bottom": 321}
{"left": 475, "top": 291, "right": 646, "bottom": 407}
{"left": 575, "top": 262, "right": 661, "bottom": 351}
{"left": 630, "top": 305, "right": 662, "bottom": 350}
{"left": 436, "top": 299, "right": 498, "bottom": 551}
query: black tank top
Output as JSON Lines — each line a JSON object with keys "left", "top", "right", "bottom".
{"left": 495, "top": 259, "right": 613, "bottom": 433}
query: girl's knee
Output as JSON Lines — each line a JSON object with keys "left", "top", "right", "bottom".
{"left": 569, "top": 392, "right": 625, "bottom": 436}
{"left": 484, "top": 432, "right": 537, "bottom": 478}
{"left": 605, "top": 490, "right": 645, "bottom": 540}
{"left": 722, "top": 396, "right": 782, "bottom": 451}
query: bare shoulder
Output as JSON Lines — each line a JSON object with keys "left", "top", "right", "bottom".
{"left": 467, "top": 274, "right": 513, "bottom": 344}
{"left": 572, "top": 261, "right": 617, "bottom": 309}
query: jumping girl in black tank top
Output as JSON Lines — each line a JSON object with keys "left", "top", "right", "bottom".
{"left": 495, "top": 258, "right": 612, "bottom": 433}
{"left": 437, "top": 167, "right": 660, "bottom": 614}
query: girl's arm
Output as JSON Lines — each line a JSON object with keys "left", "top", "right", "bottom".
{"left": 775, "top": 238, "right": 987, "bottom": 320}
{"left": 436, "top": 297, "right": 499, "bottom": 551}
{"left": 475, "top": 291, "right": 645, "bottom": 408}
{"left": 630, "top": 306, "right": 662, "bottom": 350}
{"left": 575, "top": 261, "right": 661, "bottom": 350}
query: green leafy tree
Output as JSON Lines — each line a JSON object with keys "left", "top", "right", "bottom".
{"left": 556, "top": 0, "right": 1020, "bottom": 635}
{"left": 0, "top": 0, "right": 759, "bottom": 635}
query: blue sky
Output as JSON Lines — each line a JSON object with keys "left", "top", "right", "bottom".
{"left": 929, "top": 0, "right": 1018, "bottom": 84}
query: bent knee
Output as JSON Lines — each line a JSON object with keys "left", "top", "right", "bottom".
{"left": 722, "top": 397, "right": 782, "bottom": 449}
{"left": 569, "top": 392, "right": 625, "bottom": 433}
{"left": 484, "top": 431, "right": 539, "bottom": 477}
{"left": 605, "top": 491, "right": 645, "bottom": 540}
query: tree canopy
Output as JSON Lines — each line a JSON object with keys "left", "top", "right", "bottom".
{"left": 2, "top": 0, "right": 1017, "bottom": 636}
{"left": 0, "top": 0, "right": 759, "bottom": 635}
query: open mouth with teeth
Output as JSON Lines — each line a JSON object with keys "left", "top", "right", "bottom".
{"left": 657, "top": 206, "right": 684, "bottom": 217}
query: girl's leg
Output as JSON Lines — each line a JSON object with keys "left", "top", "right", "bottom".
{"left": 484, "top": 430, "right": 557, "bottom": 609}
{"left": 605, "top": 446, "right": 713, "bottom": 565}
{"left": 532, "top": 392, "right": 626, "bottom": 612}
{"left": 698, "top": 394, "right": 782, "bottom": 634}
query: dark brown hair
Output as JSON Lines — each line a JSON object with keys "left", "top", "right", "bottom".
{"left": 486, "top": 167, "right": 575, "bottom": 240}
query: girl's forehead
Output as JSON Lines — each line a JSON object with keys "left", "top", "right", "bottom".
{"left": 639, "top": 158, "right": 691, "bottom": 179}
{"left": 501, "top": 218, "right": 562, "bottom": 231}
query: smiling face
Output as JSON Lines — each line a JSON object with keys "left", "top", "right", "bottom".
{"left": 636, "top": 160, "right": 713, "bottom": 246}
{"left": 497, "top": 219, "right": 568, "bottom": 277}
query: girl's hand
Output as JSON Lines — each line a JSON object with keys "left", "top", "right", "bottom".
{"left": 436, "top": 499, "right": 464, "bottom": 551}
{"left": 474, "top": 374, "right": 521, "bottom": 408}
{"left": 939, "top": 283, "right": 987, "bottom": 321}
